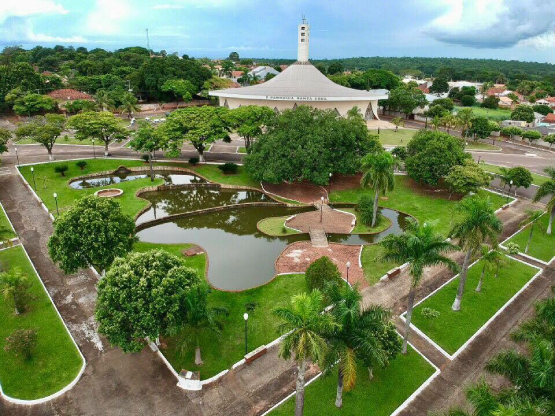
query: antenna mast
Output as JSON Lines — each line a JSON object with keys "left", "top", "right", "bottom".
{"left": 146, "top": 29, "right": 151, "bottom": 55}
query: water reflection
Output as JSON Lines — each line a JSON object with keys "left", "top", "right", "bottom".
{"left": 69, "top": 171, "right": 206, "bottom": 189}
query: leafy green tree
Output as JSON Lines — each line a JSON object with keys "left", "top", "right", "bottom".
{"left": 226, "top": 105, "right": 275, "bottom": 149}
{"left": 274, "top": 291, "right": 338, "bottom": 416}
{"left": 245, "top": 106, "right": 379, "bottom": 185}
{"left": 181, "top": 282, "right": 228, "bottom": 365}
{"left": 221, "top": 60, "right": 234, "bottom": 77}
{"left": 391, "top": 116, "right": 405, "bottom": 132}
{"left": 445, "top": 160, "right": 492, "bottom": 197}
{"left": 14, "top": 114, "right": 65, "bottom": 160}
{"left": 380, "top": 220, "right": 458, "bottom": 352}
{"left": 327, "top": 62, "right": 344, "bottom": 75}
{"left": 64, "top": 99, "right": 96, "bottom": 114}
{"left": 0, "top": 268, "right": 33, "bottom": 314}
{"left": 519, "top": 210, "right": 544, "bottom": 254}
{"left": 118, "top": 92, "right": 139, "bottom": 119}
{"left": 67, "top": 111, "right": 128, "bottom": 156}
{"left": 0, "top": 128, "right": 11, "bottom": 156}
{"left": 12, "top": 93, "right": 57, "bottom": 116}
{"left": 305, "top": 256, "right": 342, "bottom": 292}
{"left": 228, "top": 52, "right": 239, "bottom": 62}
{"left": 387, "top": 84, "right": 428, "bottom": 117}
{"left": 48, "top": 195, "right": 136, "bottom": 274}
{"left": 433, "top": 98, "right": 455, "bottom": 111}
{"left": 0, "top": 62, "right": 44, "bottom": 111}
{"left": 475, "top": 246, "right": 504, "bottom": 292}
{"left": 425, "top": 105, "right": 448, "bottom": 120}
{"left": 532, "top": 104, "right": 553, "bottom": 116}
{"left": 544, "top": 134, "right": 555, "bottom": 149}
{"left": 406, "top": 130, "right": 469, "bottom": 186}
{"left": 96, "top": 250, "right": 201, "bottom": 353}
{"left": 481, "top": 95, "right": 500, "bottom": 109}
{"left": 507, "top": 166, "right": 533, "bottom": 190}
{"left": 324, "top": 284, "right": 401, "bottom": 408}
{"left": 357, "top": 194, "right": 375, "bottom": 226}
{"left": 500, "top": 126, "right": 524, "bottom": 140}
{"left": 533, "top": 167, "right": 555, "bottom": 234}
{"left": 161, "top": 79, "right": 196, "bottom": 107}
{"left": 449, "top": 196, "right": 502, "bottom": 311}
{"left": 511, "top": 104, "right": 535, "bottom": 123}
{"left": 429, "top": 77, "right": 449, "bottom": 94}
{"left": 460, "top": 95, "right": 476, "bottom": 107}
{"left": 160, "top": 106, "right": 229, "bottom": 162}
{"left": 94, "top": 90, "right": 115, "bottom": 112}
{"left": 469, "top": 116, "right": 491, "bottom": 141}
{"left": 523, "top": 130, "right": 541, "bottom": 145}
{"left": 129, "top": 121, "right": 166, "bottom": 181}
{"left": 440, "top": 113, "right": 458, "bottom": 134}
{"left": 479, "top": 81, "right": 493, "bottom": 101}
{"left": 360, "top": 151, "right": 395, "bottom": 227}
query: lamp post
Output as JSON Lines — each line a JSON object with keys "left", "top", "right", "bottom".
{"left": 320, "top": 196, "right": 324, "bottom": 223}
{"left": 243, "top": 313, "right": 249, "bottom": 355}
{"left": 328, "top": 172, "right": 332, "bottom": 196}
{"left": 346, "top": 261, "right": 351, "bottom": 285}
{"left": 14, "top": 147, "right": 20, "bottom": 166}
{"left": 507, "top": 180, "right": 513, "bottom": 203}
{"left": 30, "top": 167, "right": 37, "bottom": 191}
{"left": 92, "top": 139, "right": 96, "bottom": 159}
{"left": 54, "top": 193, "right": 59, "bottom": 217}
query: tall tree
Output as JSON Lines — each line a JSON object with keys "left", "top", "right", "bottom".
{"left": 129, "top": 121, "right": 166, "bottom": 181}
{"left": 274, "top": 291, "right": 338, "bottom": 416}
{"left": 387, "top": 83, "right": 428, "bottom": 118}
{"left": 533, "top": 167, "right": 555, "bottom": 234}
{"left": 94, "top": 90, "right": 115, "bottom": 112}
{"left": 429, "top": 77, "right": 449, "bottom": 94}
{"left": 456, "top": 108, "right": 474, "bottom": 138}
{"left": 360, "top": 151, "right": 395, "bottom": 227}
{"left": 14, "top": 114, "right": 65, "bottom": 161}
{"left": 67, "top": 111, "right": 128, "bottom": 156}
{"left": 380, "top": 219, "right": 459, "bottom": 353}
{"left": 118, "top": 91, "right": 140, "bottom": 119}
{"left": 161, "top": 79, "right": 196, "bottom": 108}
{"left": 48, "top": 195, "right": 136, "bottom": 274}
{"left": 0, "top": 128, "right": 11, "bottom": 156}
{"left": 449, "top": 196, "right": 502, "bottom": 311}
{"left": 226, "top": 105, "right": 275, "bottom": 150}
{"left": 475, "top": 246, "right": 504, "bottom": 292}
{"left": 519, "top": 210, "right": 544, "bottom": 254}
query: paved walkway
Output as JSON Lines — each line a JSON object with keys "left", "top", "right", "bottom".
{"left": 287, "top": 204, "right": 354, "bottom": 234}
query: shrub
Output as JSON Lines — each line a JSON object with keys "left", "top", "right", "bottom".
{"left": 188, "top": 157, "right": 200, "bottom": 165}
{"left": 141, "top": 154, "right": 150, "bottom": 162}
{"left": 391, "top": 146, "right": 408, "bottom": 161}
{"left": 488, "top": 121, "right": 500, "bottom": 132}
{"left": 358, "top": 195, "right": 375, "bottom": 226}
{"left": 505, "top": 242, "right": 520, "bottom": 255}
{"left": 501, "top": 126, "right": 524, "bottom": 138}
{"left": 460, "top": 95, "right": 476, "bottom": 107}
{"left": 75, "top": 161, "right": 87, "bottom": 170}
{"left": 218, "top": 162, "right": 238, "bottom": 174}
{"left": 54, "top": 164, "right": 69, "bottom": 176}
{"left": 0, "top": 268, "right": 33, "bottom": 314}
{"left": 481, "top": 96, "right": 500, "bottom": 109}
{"left": 523, "top": 130, "right": 541, "bottom": 144}
{"left": 305, "top": 256, "right": 342, "bottom": 292}
{"left": 4, "top": 329, "right": 37, "bottom": 361}
{"left": 421, "top": 308, "right": 440, "bottom": 319}
{"left": 532, "top": 104, "right": 553, "bottom": 116}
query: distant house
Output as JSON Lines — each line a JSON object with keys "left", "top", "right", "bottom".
{"left": 545, "top": 97, "right": 555, "bottom": 109}
{"left": 416, "top": 84, "right": 430, "bottom": 94}
{"left": 487, "top": 86, "right": 507, "bottom": 96}
{"left": 498, "top": 96, "right": 516, "bottom": 109}
{"left": 448, "top": 81, "right": 482, "bottom": 90}
{"left": 543, "top": 113, "right": 555, "bottom": 124}
{"left": 248, "top": 66, "right": 279, "bottom": 81}
{"left": 230, "top": 70, "right": 244, "bottom": 81}
{"left": 47, "top": 89, "right": 92, "bottom": 101}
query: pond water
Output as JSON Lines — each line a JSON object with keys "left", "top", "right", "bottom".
{"left": 137, "top": 202, "right": 409, "bottom": 291}
{"left": 136, "top": 188, "right": 274, "bottom": 224}
{"left": 69, "top": 171, "right": 206, "bottom": 189}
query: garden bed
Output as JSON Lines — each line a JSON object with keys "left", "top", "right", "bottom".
{"left": 502, "top": 214, "right": 555, "bottom": 263}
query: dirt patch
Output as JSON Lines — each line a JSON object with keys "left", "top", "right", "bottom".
{"left": 263, "top": 181, "right": 327, "bottom": 204}
{"left": 182, "top": 245, "right": 205, "bottom": 256}
{"left": 276, "top": 241, "right": 367, "bottom": 289}
{"left": 286, "top": 205, "right": 354, "bottom": 234}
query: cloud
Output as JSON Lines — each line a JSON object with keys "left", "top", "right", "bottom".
{"left": 0, "top": 17, "right": 86, "bottom": 44}
{"left": 152, "top": 4, "right": 185, "bottom": 9}
{"left": 425, "top": 0, "right": 555, "bottom": 48}
{"left": 0, "top": 0, "right": 67, "bottom": 24}
{"left": 86, "top": 0, "right": 133, "bottom": 35}
{"left": 519, "top": 31, "right": 555, "bottom": 49}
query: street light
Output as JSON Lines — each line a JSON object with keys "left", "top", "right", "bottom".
{"left": 320, "top": 196, "right": 324, "bottom": 223}
{"left": 328, "top": 172, "right": 332, "bottom": 196}
{"left": 53, "top": 193, "right": 59, "bottom": 217}
{"left": 92, "top": 139, "right": 96, "bottom": 159}
{"left": 14, "top": 147, "right": 20, "bottom": 166}
{"left": 243, "top": 313, "right": 249, "bottom": 355}
{"left": 30, "top": 167, "right": 37, "bottom": 191}
{"left": 346, "top": 261, "right": 351, "bottom": 285}
{"left": 507, "top": 180, "right": 513, "bottom": 203}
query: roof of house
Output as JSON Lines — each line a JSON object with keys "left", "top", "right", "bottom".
{"left": 47, "top": 89, "right": 92, "bottom": 100}
{"left": 544, "top": 113, "right": 555, "bottom": 123}
{"left": 231, "top": 71, "right": 244, "bottom": 78}
{"left": 487, "top": 87, "right": 507, "bottom": 95}
{"left": 545, "top": 97, "right": 555, "bottom": 103}
{"left": 417, "top": 84, "right": 429, "bottom": 93}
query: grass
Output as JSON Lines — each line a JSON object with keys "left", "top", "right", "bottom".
{"left": 330, "top": 175, "right": 506, "bottom": 237}
{"left": 0, "top": 246, "right": 83, "bottom": 400}
{"left": 238, "top": 147, "right": 247, "bottom": 154}
{"left": 480, "top": 163, "right": 550, "bottom": 186}
{"left": 162, "top": 273, "right": 307, "bottom": 379}
{"left": 258, "top": 216, "right": 302, "bottom": 236}
{"left": 270, "top": 347, "right": 435, "bottom": 416}
{"left": 465, "top": 141, "right": 501, "bottom": 151}
{"left": 132, "top": 241, "right": 207, "bottom": 276}
{"left": 505, "top": 213, "right": 555, "bottom": 262}
{"left": 370, "top": 129, "right": 415, "bottom": 147}
{"left": 0, "top": 204, "right": 16, "bottom": 240}
{"left": 340, "top": 208, "right": 391, "bottom": 234}
{"left": 410, "top": 256, "right": 538, "bottom": 355}
{"left": 455, "top": 105, "right": 512, "bottom": 122}
{"left": 14, "top": 136, "right": 95, "bottom": 146}
{"left": 183, "top": 163, "right": 261, "bottom": 189}
{"left": 360, "top": 245, "right": 399, "bottom": 286}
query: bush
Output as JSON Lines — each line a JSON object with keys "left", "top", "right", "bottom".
{"left": 523, "top": 130, "right": 541, "bottom": 144}
{"left": 4, "top": 329, "right": 37, "bottom": 361}
{"left": 54, "top": 164, "right": 69, "bottom": 176}
{"left": 421, "top": 308, "right": 440, "bottom": 319}
{"left": 532, "top": 104, "right": 553, "bottom": 116}
{"left": 511, "top": 104, "right": 535, "bottom": 123}
{"left": 358, "top": 195, "right": 375, "bottom": 226}
{"left": 505, "top": 242, "right": 520, "bottom": 255}
{"left": 75, "top": 161, "right": 87, "bottom": 170}
{"left": 391, "top": 146, "right": 408, "bottom": 161}
{"left": 481, "top": 96, "right": 500, "bottom": 109}
{"left": 488, "top": 121, "right": 500, "bottom": 132}
{"left": 188, "top": 157, "right": 200, "bottom": 165}
{"left": 460, "top": 95, "right": 476, "bottom": 107}
{"left": 141, "top": 154, "right": 150, "bottom": 162}
{"left": 501, "top": 126, "right": 524, "bottom": 138}
{"left": 432, "top": 98, "right": 454, "bottom": 111}
{"left": 218, "top": 162, "right": 238, "bottom": 174}
{"left": 305, "top": 256, "right": 342, "bottom": 292}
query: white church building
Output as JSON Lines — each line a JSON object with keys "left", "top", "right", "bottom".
{"left": 209, "top": 19, "right": 388, "bottom": 119}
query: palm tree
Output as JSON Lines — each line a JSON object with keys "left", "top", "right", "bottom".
{"left": 519, "top": 210, "right": 545, "bottom": 254}
{"left": 274, "top": 291, "right": 339, "bottom": 416}
{"left": 511, "top": 286, "right": 555, "bottom": 344}
{"left": 119, "top": 92, "right": 140, "bottom": 119}
{"left": 94, "top": 90, "right": 115, "bottom": 112}
{"left": 391, "top": 117, "right": 404, "bottom": 132}
{"left": 440, "top": 113, "right": 457, "bottom": 134}
{"left": 324, "top": 284, "right": 401, "bottom": 408}
{"left": 456, "top": 108, "right": 474, "bottom": 139}
{"left": 0, "top": 268, "right": 33, "bottom": 314}
{"left": 533, "top": 167, "right": 555, "bottom": 235}
{"left": 431, "top": 116, "right": 441, "bottom": 131}
{"left": 480, "top": 81, "right": 493, "bottom": 102}
{"left": 475, "top": 246, "right": 504, "bottom": 292}
{"left": 497, "top": 167, "right": 512, "bottom": 194}
{"left": 449, "top": 196, "right": 503, "bottom": 311}
{"left": 360, "top": 151, "right": 395, "bottom": 228}
{"left": 380, "top": 219, "right": 459, "bottom": 353}
{"left": 181, "top": 283, "right": 228, "bottom": 366}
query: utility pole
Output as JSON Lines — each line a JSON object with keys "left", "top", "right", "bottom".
{"left": 146, "top": 28, "right": 151, "bottom": 57}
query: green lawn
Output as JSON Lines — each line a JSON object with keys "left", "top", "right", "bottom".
{"left": 0, "top": 204, "right": 16, "bottom": 240}
{"left": 270, "top": 348, "right": 435, "bottom": 416}
{"left": 132, "top": 241, "right": 207, "bottom": 276}
{"left": 0, "top": 246, "right": 83, "bottom": 400}
{"left": 340, "top": 208, "right": 391, "bottom": 234}
{"left": 330, "top": 175, "right": 506, "bottom": 237}
{"left": 480, "top": 163, "right": 550, "bottom": 186}
{"left": 15, "top": 136, "right": 95, "bottom": 146}
{"left": 505, "top": 214, "right": 555, "bottom": 263}
{"left": 410, "top": 256, "right": 538, "bottom": 355}
{"left": 465, "top": 141, "right": 501, "bottom": 151}
{"left": 184, "top": 163, "right": 261, "bottom": 188}
{"left": 258, "top": 216, "right": 302, "bottom": 236}
{"left": 455, "top": 105, "right": 512, "bottom": 122}
{"left": 360, "top": 245, "right": 399, "bottom": 286}
{"left": 238, "top": 147, "right": 247, "bottom": 154}
{"left": 162, "top": 273, "right": 307, "bottom": 379}
{"left": 370, "top": 129, "right": 415, "bottom": 147}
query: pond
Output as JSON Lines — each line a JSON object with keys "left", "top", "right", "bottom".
{"left": 137, "top": 202, "right": 409, "bottom": 291}
{"left": 69, "top": 171, "right": 206, "bottom": 189}
{"left": 136, "top": 187, "right": 274, "bottom": 224}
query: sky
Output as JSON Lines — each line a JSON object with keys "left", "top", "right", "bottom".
{"left": 0, "top": 0, "right": 554, "bottom": 63}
